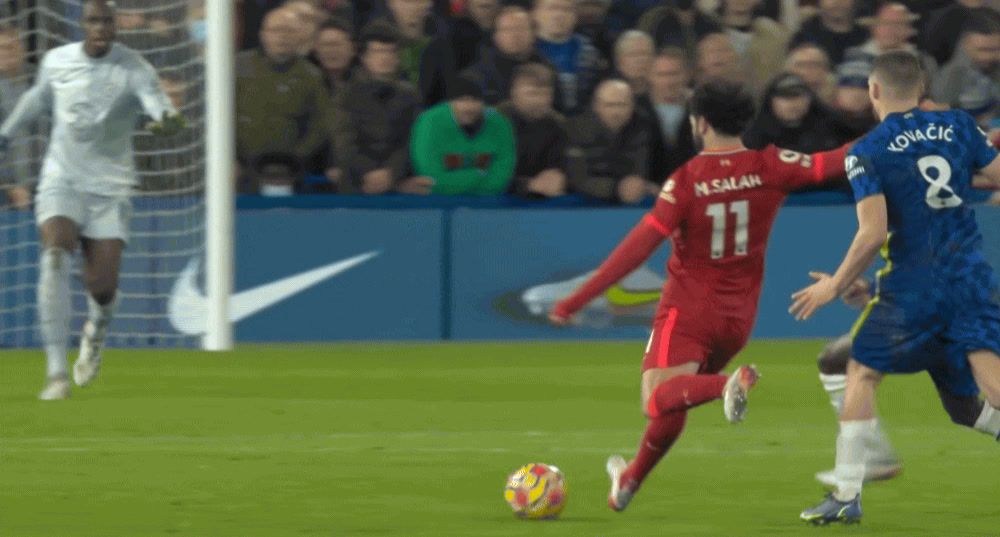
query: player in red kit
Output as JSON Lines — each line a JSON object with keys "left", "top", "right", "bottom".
{"left": 549, "top": 81, "right": 852, "bottom": 512}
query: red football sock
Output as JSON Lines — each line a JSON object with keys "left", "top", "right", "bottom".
{"left": 620, "top": 410, "right": 687, "bottom": 490}
{"left": 646, "top": 374, "right": 728, "bottom": 418}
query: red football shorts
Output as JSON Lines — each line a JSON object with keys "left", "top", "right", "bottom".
{"left": 641, "top": 303, "right": 754, "bottom": 373}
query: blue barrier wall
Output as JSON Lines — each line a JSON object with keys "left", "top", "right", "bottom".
{"left": 2, "top": 196, "right": 998, "bottom": 345}
{"left": 448, "top": 206, "right": 862, "bottom": 340}
{"left": 232, "top": 210, "right": 444, "bottom": 341}
{"left": 233, "top": 202, "right": 999, "bottom": 342}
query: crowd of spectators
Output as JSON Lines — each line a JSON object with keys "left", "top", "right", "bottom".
{"left": 3, "top": 0, "right": 1000, "bottom": 204}
{"left": 226, "top": 0, "right": 1000, "bottom": 201}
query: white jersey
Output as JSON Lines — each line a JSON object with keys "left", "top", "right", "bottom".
{"left": 0, "top": 42, "right": 175, "bottom": 196}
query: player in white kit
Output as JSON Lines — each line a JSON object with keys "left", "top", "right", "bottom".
{"left": 0, "top": 0, "right": 183, "bottom": 399}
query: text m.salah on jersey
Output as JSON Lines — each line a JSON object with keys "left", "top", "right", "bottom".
{"left": 695, "top": 174, "right": 764, "bottom": 197}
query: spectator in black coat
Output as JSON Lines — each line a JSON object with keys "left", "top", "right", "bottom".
{"left": 609, "top": 31, "right": 666, "bottom": 183}
{"left": 921, "top": 1, "right": 999, "bottom": 66}
{"left": 567, "top": 79, "right": 657, "bottom": 204}
{"left": 463, "top": 6, "right": 561, "bottom": 106}
{"left": 332, "top": 20, "right": 429, "bottom": 194}
{"left": 451, "top": 0, "right": 500, "bottom": 70}
{"left": 576, "top": 0, "right": 615, "bottom": 58}
{"left": 788, "top": 0, "right": 868, "bottom": 65}
{"left": 832, "top": 60, "right": 878, "bottom": 138}
{"left": 373, "top": 0, "right": 455, "bottom": 105}
{"left": 497, "top": 64, "right": 569, "bottom": 198}
{"left": 636, "top": 0, "right": 723, "bottom": 56}
{"left": 312, "top": 17, "right": 357, "bottom": 96}
{"left": 611, "top": 30, "right": 655, "bottom": 96}
{"left": 647, "top": 47, "right": 696, "bottom": 180}
{"left": 743, "top": 72, "right": 852, "bottom": 154}
{"left": 240, "top": 0, "right": 284, "bottom": 50}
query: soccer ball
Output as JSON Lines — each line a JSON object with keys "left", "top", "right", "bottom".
{"left": 503, "top": 463, "right": 567, "bottom": 519}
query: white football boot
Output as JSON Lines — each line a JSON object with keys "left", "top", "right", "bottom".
{"left": 723, "top": 365, "right": 760, "bottom": 423}
{"left": 38, "top": 376, "right": 71, "bottom": 400}
{"left": 606, "top": 455, "right": 634, "bottom": 512}
{"left": 73, "top": 320, "right": 106, "bottom": 387}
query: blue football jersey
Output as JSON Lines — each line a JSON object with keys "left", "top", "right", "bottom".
{"left": 847, "top": 108, "right": 999, "bottom": 290}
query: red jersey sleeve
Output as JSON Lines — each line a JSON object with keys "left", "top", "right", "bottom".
{"left": 552, "top": 172, "right": 690, "bottom": 319}
{"left": 648, "top": 171, "right": 691, "bottom": 233}
{"left": 765, "top": 143, "right": 850, "bottom": 191}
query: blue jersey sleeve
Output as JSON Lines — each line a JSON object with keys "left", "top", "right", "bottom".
{"left": 846, "top": 150, "right": 881, "bottom": 202}
{"left": 960, "top": 112, "right": 999, "bottom": 171}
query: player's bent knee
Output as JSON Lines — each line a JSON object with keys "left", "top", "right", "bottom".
{"left": 83, "top": 271, "right": 120, "bottom": 305}
{"left": 817, "top": 343, "right": 850, "bottom": 376}
{"left": 83, "top": 273, "right": 118, "bottom": 305}
{"left": 968, "top": 350, "right": 1000, "bottom": 407}
{"left": 640, "top": 364, "right": 700, "bottom": 418}
{"left": 937, "top": 388, "right": 983, "bottom": 428}
{"left": 89, "top": 289, "right": 117, "bottom": 306}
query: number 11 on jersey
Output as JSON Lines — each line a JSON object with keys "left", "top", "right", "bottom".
{"left": 706, "top": 200, "right": 749, "bottom": 259}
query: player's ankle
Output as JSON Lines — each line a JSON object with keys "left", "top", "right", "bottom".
{"left": 618, "top": 469, "right": 638, "bottom": 492}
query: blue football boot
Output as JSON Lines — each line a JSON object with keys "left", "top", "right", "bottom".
{"left": 800, "top": 493, "right": 862, "bottom": 525}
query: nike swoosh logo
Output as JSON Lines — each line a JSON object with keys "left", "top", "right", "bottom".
{"left": 604, "top": 285, "right": 661, "bottom": 307}
{"left": 168, "top": 251, "right": 379, "bottom": 335}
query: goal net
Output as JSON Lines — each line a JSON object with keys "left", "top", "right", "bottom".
{"left": 0, "top": 0, "right": 206, "bottom": 348}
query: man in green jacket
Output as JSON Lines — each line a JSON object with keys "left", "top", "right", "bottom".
{"left": 410, "top": 74, "right": 516, "bottom": 195}
{"left": 235, "top": 8, "right": 331, "bottom": 175}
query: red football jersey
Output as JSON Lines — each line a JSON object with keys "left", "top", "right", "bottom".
{"left": 648, "top": 144, "right": 845, "bottom": 318}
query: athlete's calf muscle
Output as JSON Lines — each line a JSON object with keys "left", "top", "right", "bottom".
{"left": 81, "top": 238, "right": 123, "bottom": 304}
{"left": 969, "top": 350, "right": 1000, "bottom": 408}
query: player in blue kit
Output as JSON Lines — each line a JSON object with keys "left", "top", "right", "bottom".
{"left": 789, "top": 51, "right": 1000, "bottom": 525}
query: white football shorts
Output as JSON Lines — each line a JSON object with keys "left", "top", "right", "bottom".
{"left": 35, "top": 184, "right": 132, "bottom": 244}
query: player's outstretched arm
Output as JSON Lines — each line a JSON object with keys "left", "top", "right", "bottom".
{"left": 973, "top": 153, "right": 1000, "bottom": 191}
{"left": 771, "top": 142, "right": 853, "bottom": 191}
{"left": 131, "top": 53, "right": 182, "bottom": 137}
{"left": 0, "top": 57, "right": 53, "bottom": 143}
{"left": 790, "top": 195, "right": 887, "bottom": 321}
{"left": 549, "top": 214, "right": 669, "bottom": 325}
{"left": 972, "top": 175, "right": 997, "bottom": 190}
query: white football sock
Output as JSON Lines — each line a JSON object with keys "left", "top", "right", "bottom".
{"left": 38, "top": 248, "right": 72, "bottom": 379}
{"left": 834, "top": 419, "right": 876, "bottom": 501}
{"left": 974, "top": 404, "right": 1000, "bottom": 439}
{"left": 865, "top": 418, "right": 897, "bottom": 462}
{"left": 820, "top": 373, "right": 847, "bottom": 414}
{"left": 86, "top": 293, "right": 116, "bottom": 335}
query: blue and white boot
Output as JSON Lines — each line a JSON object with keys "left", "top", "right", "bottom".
{"left": 800, "top": 493, "right": 862, "bottom": 525}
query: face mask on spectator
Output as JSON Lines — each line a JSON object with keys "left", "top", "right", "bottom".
{"left": 189, "top": 19, "right": 207, "bottom": 44}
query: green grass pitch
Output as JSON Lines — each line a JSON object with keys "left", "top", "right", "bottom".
{"left": 1, "top": 341, "right": 997, "bottom": 536}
